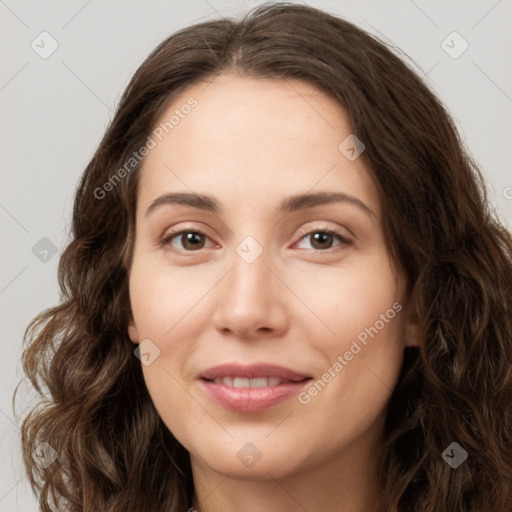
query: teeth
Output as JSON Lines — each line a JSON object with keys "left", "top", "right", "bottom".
{"left": 250, "top": 378, "right": 270, "bottom": 388}
{"left": 213, "top": 377, "right": 283, "bottom": 388}
{"left": 234, "top": 377, "right": 250, "bottom": 388}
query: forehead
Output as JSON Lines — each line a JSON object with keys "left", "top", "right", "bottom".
{"left": 137, "top": 74, "right": 380, "bottom": 217}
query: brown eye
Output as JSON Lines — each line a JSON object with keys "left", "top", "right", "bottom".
{"left": 310, "top": 232, "right": 335, "bottom": 250}
{"left": 180, "top": 232, "right": 205, "bottom": 250}
{"left": 295, "top": 229, "right": 351, "bottom": 251}
{"left": 163, "top": 230, "right": 212, "bottom": 251}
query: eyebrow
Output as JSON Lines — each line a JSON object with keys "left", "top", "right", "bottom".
{"left": 145, "top": 191, "right": 375, "bottom": 218}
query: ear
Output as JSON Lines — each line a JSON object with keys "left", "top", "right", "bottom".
{"left": 404, "top": 307, "right": 420, "bottom": 347}
{"left": 127, "top": 315, "right": 139, "bottom": 344}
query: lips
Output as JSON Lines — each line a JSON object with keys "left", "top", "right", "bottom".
{"left": 198, "top": 363, "right": 312, "bottom": 412}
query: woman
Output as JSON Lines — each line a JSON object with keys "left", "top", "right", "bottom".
{"left": 17, "top": 3, "right": 512, "bottom": 511}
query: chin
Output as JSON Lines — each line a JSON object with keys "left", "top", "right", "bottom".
{"left": 189, "top": 438, "right": 307, "bottom": 480}
{"left": 201, "top": 455, "right": 299, "bottom": 481}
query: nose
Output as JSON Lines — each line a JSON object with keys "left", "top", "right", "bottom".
{"left": 212, "top": 247, "right": 289, "bottom": 339}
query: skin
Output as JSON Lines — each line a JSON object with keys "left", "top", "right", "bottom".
{"left": 127, "top": 74, "right": 419, "bottom": 512}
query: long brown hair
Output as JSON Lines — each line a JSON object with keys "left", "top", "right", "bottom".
{"left": 16, "top": 3, "right": 512, "bottom": 511}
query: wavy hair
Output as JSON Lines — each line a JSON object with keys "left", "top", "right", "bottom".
{"left": 16, "top": 3, "right": 512, "bottom": 511}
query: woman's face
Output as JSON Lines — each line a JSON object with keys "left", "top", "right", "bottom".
{"left": 127, "top": 74, "right": 417, "bottom": 481}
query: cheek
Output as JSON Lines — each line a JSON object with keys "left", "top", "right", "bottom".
{"left": 141, "top": 363, "right": 205, "bottom": 451}
{"left": 295, "top": 309, "right": 405, "bottom": 454}
{"left": 128, "top": 262, "right": 213, "bottom": 420}
{"left": 288, "top": 249, "right": 402, "bottom": 345}
{"left": 128, "top": 259, "right": 215, "bottom": 339}
{"left": 292, "top": 250, "right": 406, "bottom": 406}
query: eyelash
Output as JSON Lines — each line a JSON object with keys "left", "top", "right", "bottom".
{"left": 160, "top": 227, "right": 352, "bottom": 254}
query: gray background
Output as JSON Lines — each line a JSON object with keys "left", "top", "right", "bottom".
{"left": 1, "top": 0, "right": 511, "bottom": 510}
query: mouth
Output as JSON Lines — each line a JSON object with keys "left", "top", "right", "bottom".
{"left": 207, "top": 376, "right": 298, "bottom": 388}
{"left": 198, "top": 363, "right": 313, "bottom": 412}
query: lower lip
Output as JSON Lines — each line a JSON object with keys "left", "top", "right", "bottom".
{"left": 200, "top": 379, "right": 310, "bottom": 412}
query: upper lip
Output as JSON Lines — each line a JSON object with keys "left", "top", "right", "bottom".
{"left": 199, "top": 363, "right": 312, "bottom": 382}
